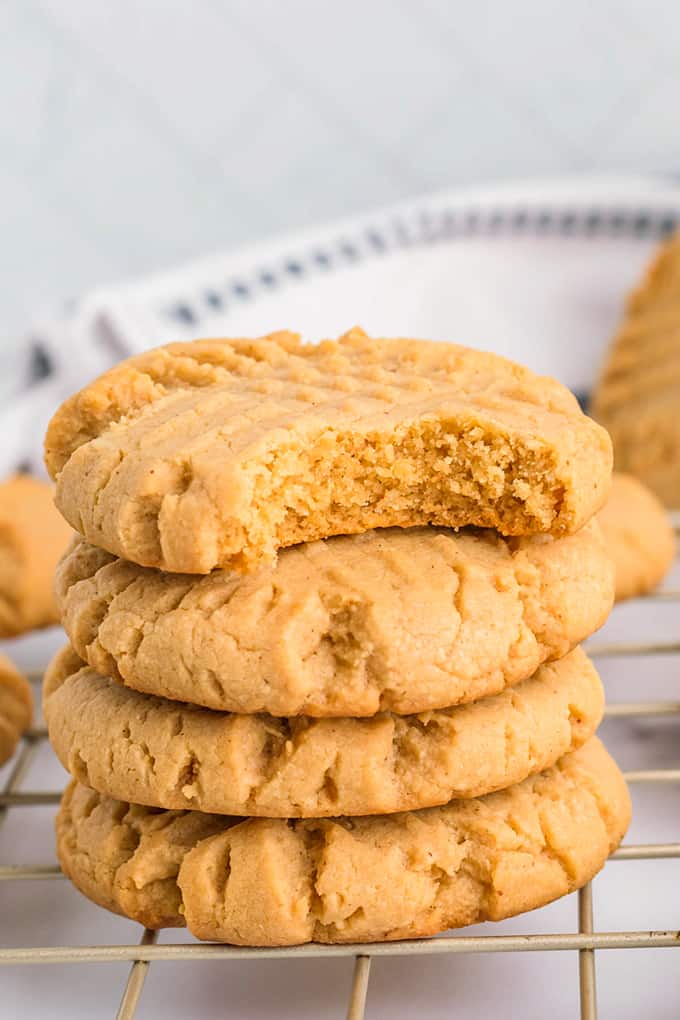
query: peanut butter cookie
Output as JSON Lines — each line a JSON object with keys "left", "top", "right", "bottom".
{"left": 44, "top": 645, "right": 603, "bottom": 817}
{"left": 593, "top": 232, "right": 680, "bottom": 506}
{"left": 45, "top": 330, "right": 612, "bottom": 573}
{"left": 56, "top": 738, "right": 630, "bottom": 944}
{"left": 55, "top": 521, "right": 613, "bottom": 716}
{"left": 0, "top": 654, "right": 32, "bottom": 766}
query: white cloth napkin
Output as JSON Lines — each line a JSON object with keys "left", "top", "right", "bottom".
{"left": 4, "top": 175, "right": 679, "bottom": 478}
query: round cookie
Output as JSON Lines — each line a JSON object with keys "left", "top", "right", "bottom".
{"left": 44, "top": 330, "right": 612, "bottom": 573}
{"left": 0, "top": 654, "right": 33, "bottom": 766}
{"left": 0, "top": 474, "right": 72, "bottom": 637}
{"left": 56, "top": 738, "right": 630, "bottom": 944}
{"left": 55, "top": 521, "right": 613, "bottom": 717}
{"left": 592, "top": 231, "right": 680, "bottom": 507}
{"left": 598, "top": 473, "right": 675, "bottom": 601}
{"left": 44, "top": 645, "right": 604, "bottom": 818}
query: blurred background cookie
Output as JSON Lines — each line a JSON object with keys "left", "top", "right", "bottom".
{"left": 593, "top": 231, "right": 680, "bottom": 507}
{"left": 0, "top": 653, "right": 32, "bottom": 766}
{"left": 598, "top": 472, "right": 675, "bottom": 601}
{"left": 0, "top": 474, "right": 71, "bottom": 637}
{"left": 55, "top": 521, "right": 613, "bottom": 717}
{"left": 56, "top": 738, "right": 630, "bottom": 945}
{"left": 43, "top": 645, "right": 604, "bottom": 818}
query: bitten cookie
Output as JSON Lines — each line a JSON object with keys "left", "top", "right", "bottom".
{"left": 0, "top": 474, "right": 71, "bottom": 637}
{"left": 45, "top": 330, "right": 612, "bottom": 573}
{"left": 0, "top": 655, "right": 33, "bottom": 766}
{"left": 592, "top": 231, "right": 680, "bottom": 506}
{"left": 598, "top": 473, "right": 675, "bottom": 601}
{"left": 55, "top": 521, "right": 613, "bottom": 717}
{"left": 44, "top": 645, "right": 604, "bottom": 817}
{"left": 56, "top": 738, "right": 630, "bottom": 944}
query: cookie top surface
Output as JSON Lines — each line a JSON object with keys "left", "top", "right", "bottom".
{"left": 56, "top": 520, "right": 613, "bottom": 716}
{"left": 44, "top": 644, "right": 603, "bottom": 817}
{"left": 592, "top": 233, "right": 680, "bottom": 506}
{"left": 598, "top": 473, "right": 675, "bottom": 601}
{"left": 45, "top": 330, "right": 612, "bottom": 572}
{"left": 56, "top": 738, "right": 630, "bottom": 944}
{"left": 0, "top": 474, "right": 71, "bottom": 637}
{"left": 0, "top": 654, "right": 33, "bottom": 766}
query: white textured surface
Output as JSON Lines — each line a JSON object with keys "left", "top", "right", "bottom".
{"left": 2, "top": 0, "right": 680, "bottom": 343}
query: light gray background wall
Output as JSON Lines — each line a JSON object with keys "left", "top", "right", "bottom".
{"left": 2, "top": 0, "right": 680, "bottom": 341}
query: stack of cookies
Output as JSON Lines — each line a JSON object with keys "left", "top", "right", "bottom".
{"left": 43, "top": 329, "right": 631, "bottom": 946}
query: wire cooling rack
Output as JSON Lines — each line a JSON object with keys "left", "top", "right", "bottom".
{"left": 1, "top": 524, "right": 679, "bottom": 1020}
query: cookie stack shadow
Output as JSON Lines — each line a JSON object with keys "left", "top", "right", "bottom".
{"left": 43, "top": 331, "right": 631, "bottom": 946}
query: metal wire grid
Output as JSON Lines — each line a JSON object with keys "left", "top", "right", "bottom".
{"left": 1, "top": 526, "right": 679, "bottom": 1020}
